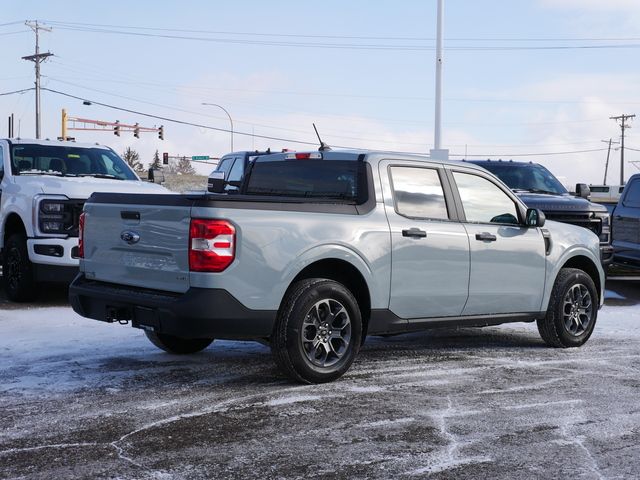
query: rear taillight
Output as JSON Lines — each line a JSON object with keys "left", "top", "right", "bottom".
{"left": 78, "top": 212, "right": 86, "bottom": 258}
{"left": 189, "top": 219, "right": 236, "bottom": 272}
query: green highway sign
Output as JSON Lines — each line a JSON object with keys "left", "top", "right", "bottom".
{"left": 191, "top": 155, "right": 210, "bottom": 161}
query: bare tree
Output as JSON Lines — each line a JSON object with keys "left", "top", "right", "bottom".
{"left": 122, "top": 147, "right": 143, "bottom": 172}
{"left": 177, "top": 156, "right": 195, "bottom": 175}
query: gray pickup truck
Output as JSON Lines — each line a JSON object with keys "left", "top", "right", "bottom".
{"left": 70, "top": 150, "right": 604, "bottom": 383}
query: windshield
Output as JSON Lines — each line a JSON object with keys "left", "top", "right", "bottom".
{"left": 10, "top": 144, "right": 138, "bottom": 180}
{"left": 476, "top": 162, "right": 568, "bottom": 195}
{"left": 245, "top": 159, "right": 366, "bottom": 202}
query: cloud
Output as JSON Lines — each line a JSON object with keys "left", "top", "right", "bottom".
{"left": 458, "top": 72, "right": 640, "bottom": 186}
{"left": 538, "top": 0, "right": 640, "bottom": 12}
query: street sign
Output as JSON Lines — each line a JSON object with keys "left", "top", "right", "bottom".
{"left": 191, "top": 155, "right": 210, "bottom": 161}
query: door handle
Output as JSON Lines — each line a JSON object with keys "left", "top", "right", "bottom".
{"left": 402, "top": 228, "right": 427, "bottom": 238}
{"left": 475, "top": 232, "right": 497, "bottom": 242}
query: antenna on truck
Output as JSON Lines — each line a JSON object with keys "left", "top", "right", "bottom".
{"left": 313, "top": 123, "right": 331, "bottom": 151}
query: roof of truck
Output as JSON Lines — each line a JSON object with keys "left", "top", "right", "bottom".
{"left": 3, "top": 138, "right": 113, "bottom": 149}
{"left": 252, "top": 149, "right": 488, "bottom": 172}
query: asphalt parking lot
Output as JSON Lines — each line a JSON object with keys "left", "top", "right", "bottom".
{"left": 1, "top": 277, "right": 640, "bottom": 479}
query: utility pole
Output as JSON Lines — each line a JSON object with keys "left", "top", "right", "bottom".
{"left": 601, "top": 138, "right": 619, "bottom": 185}
{"left": 22, "top": 21, "right": 53, "bottom": 139}
{"left": 610, "top": 114, "right": 635, "bottom": 185}
{"left": 430, "top": 0, "right": 448, "bottom": 160}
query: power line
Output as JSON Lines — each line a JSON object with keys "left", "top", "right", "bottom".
{"left": 0, "top": 88, "right": 35, "bottom": 96}
{"left": 47, "top": 56, "right": 640, "bottom": 107}
{"left": 42, "top": 23, "right": 640, "bottom": 51}
{"left": 41, "top": 20, "right": 640, "bottom": 43}
{"left": 0, "top": 30, "right": 29, "bottom": 36}
{"left": 42, "top": 87, "right": 323, "bottom": 147}
{"left": 0, "top": 21, "right": 25, "bottom": 28}
{"left": 44, "top": 75, "right": 612, "bottom": 132}
{"left": 450, "top": 148, "right": 608, "bottom": 158}
{"left": 41, "top": 86, "right": 616, "bottom": 158}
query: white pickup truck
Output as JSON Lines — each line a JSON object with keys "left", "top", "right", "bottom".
{"left": 0, "top": 138, "right": 168, "bottom": 301}
{"left": 70, "top": 150, "right": 605, "bottom": 383}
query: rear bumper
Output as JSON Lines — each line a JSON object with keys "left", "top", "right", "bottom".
{"left": 69, "top": 274, "right": 277, "bottom": 340}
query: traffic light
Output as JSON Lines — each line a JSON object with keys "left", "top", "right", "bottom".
{"left": 163, "top": 152, "right": 169, "bottom": 165}
{"left": 158, "top": 125, "right": 164, "bottom": 140}
{"left": 114, "top": 120, "right": 120, "bottom": 136}
{"left": 133, "top": 123, "right": 140, "bottom": 139}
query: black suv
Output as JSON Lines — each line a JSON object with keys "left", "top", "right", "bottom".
{"left": 208, "top": 150, "right": 276, "bottom": 193}
{"left": 468, "top": 160, "right": 613, "bottom": 265}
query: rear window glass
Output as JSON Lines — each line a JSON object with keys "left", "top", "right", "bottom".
{"left": 245, "top": 159, "right": 366, "bottom": 202}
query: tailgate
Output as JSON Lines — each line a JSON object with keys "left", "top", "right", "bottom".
{"left": 82, "top": 194, "right": 192, "bottom": 293}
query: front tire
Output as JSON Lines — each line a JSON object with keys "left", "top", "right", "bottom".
{"left": 2, "top": 233, "right": 36, "bottom": 302}
{"left": 271, "top": 278, "right": 362, "bottom": 384}
{"left": 537, "top": 268, "right": 598, "bottom": 348}
{"left": 145, "top": 331, "right": 213, "bottom": 354}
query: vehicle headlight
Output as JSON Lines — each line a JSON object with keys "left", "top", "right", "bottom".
{"left": 595, "top": 212, "right": 610, "bottom": 243}
{"left": 39, "top": 200, "right": 71, "bottom": 234}
{"left": 41, "top": 202, "right": 65, "bottom": 214}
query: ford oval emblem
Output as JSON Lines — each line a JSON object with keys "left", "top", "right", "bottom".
{"left": 120, "top": 230, "right": 141, "bottom": 245}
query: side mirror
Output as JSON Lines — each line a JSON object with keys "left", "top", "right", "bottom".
{"left": 148, "top": 168, "right": 165, "bottom": 184}
{"left": 576, "top": 183, "right": 590, "bottom": 199}
{"left": 526, "top": 208, "right": 546, "bottom": 227}
{"left": 207, "top": 171, "right": 226, "bottom": 193}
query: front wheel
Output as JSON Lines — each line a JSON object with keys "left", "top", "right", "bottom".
{"left": 271, "top": 278, "right": 362, "bottom": 384}
{"left": 537, "top": 268, "right": 598, "bottom": 348}
{"left": 144, "top": 331, "right": 213, "bottom": 354}
{"left": 2, "top": 233, "right": 36, "bottom": 302}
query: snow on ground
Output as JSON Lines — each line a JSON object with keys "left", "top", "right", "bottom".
{"left": 1, "top": 285, "right": 640, "bottom": 479}
{"left": 1, "top": 299, "right": 638, "bottom": 394}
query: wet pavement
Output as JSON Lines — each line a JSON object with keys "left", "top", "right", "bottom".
{"left": 0, "top": 277, "right": 639, "bottom": 479}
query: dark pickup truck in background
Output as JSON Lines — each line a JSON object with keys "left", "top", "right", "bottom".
{"left": 612, "top": 173, "right": 640, "bottom": 266}
{"left": 207, "top": 150, "right": 275, "bottom": 193}
{"left": 468, "top": 160, "right": 613, "bottom": 265}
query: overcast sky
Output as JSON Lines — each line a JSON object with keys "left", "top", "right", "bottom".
{"left": 1, "top": 0, "right": 639, "bottom": 183}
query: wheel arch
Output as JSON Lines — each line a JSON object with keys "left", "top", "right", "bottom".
{"left": 2, "top": 212, "right": 27, "bottom": 249}
{"left": 283, "top": 258, "right": 372, "bottom": 340}
{"left": 559, "top": 255, "right": 602, "bottom": 303}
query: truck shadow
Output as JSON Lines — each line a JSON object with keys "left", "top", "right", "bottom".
{"left": 0, "top": 273, "right": 69, "bottom": 309}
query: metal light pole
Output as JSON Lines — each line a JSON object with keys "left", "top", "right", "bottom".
{"left": 430, "top": 0, "right": 448, "bottom": 160}
{"left": 202, "top": 103, "right": 234, "bottom": 152}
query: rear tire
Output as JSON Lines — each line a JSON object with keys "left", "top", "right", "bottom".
{"left": 3, "top": 233, "right": 36, "bottom": 302}
{"left": 537, "top": 268, "right": 598, "bottom": 348}
{"left": 271, "top": 278, "right": 362, "bottom": 384}
{"left": 144, "top": 331, "right": 213, "bottom": 354}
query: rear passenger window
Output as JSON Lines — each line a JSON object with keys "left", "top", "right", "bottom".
{"left": 453, "top": 172, "right": 519, "bottom": 225}
{"left": 390, "top": 167, "right": 449, "bottom": 220}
